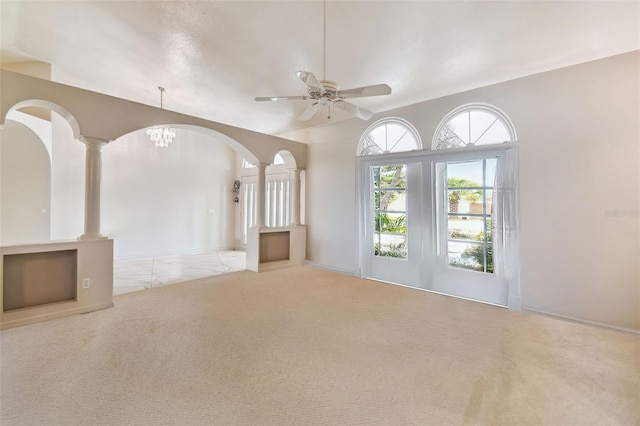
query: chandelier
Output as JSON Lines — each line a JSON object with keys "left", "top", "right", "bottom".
{"left": 147, "top": 86, "right": 176, "bottom": 147}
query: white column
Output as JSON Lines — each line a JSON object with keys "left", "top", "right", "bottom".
{"left": 289, "top": 169, "right": 301, "bottom": 226}
{"left": 253, "top": 162, "right": 268, "bottom": 227}
{"left": 79, "top": 136, "right": 108, "bottom": 239}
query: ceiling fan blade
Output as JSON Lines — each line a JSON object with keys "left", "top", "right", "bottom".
{"left": 296, "top": 71, "right": 325, "bottom": 93}
{"left": 339, "top": 84, "right": 392, "bottom": 99}
{"left": 255, "top": 95, "right": 307, "bottom": 101}
{"left": 334, "top": 100, "right": 374, "bottom": 120}
{"left": 298, "top": 102, "right": 321, "bottom": 121}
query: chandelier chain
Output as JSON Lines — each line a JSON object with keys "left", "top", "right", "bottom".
{"left": 147, "top": 86, "right": 175, "bottom": 147}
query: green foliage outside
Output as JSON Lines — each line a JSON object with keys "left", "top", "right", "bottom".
{"left": 447, "top": 177, "right": 481, "bottom": 212}
{"left": 374, "top": 165, "right": 408, "bottom": 258}
{"left": 449, "top": 220, "right": 493, "bottom": 273}
{"left": 375, "top": 213, "right": 406, "bottom": 234}
{"left": 374, "top": 241, "right": 407, "bottom": 258}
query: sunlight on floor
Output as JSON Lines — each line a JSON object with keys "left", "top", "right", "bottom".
{"left": 113, "top": 250, "right": 246, "bottom": 295}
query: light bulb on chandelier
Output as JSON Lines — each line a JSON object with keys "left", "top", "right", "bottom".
{"left": 147, "top": 86, "right": 176, "bottom": 147}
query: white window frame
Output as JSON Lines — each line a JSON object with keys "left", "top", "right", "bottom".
{"left": 356, "top": 144, "right": 521, "bottom": 309}
{"left": 432, "top": 103, "right": 517, "bottom": 150}
{"left": 357, "top": 117, "right": 422, "bottom": 156}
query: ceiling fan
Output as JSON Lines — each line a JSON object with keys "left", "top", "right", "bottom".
{"left": 254, "top": 1, "right": 392, "bottom": 121}
{"left": 255, "top": 72, "right": 391, "bottom": 121}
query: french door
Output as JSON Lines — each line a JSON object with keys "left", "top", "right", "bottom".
{"left": 358, "top": 160, "right": 424, "bottom": 287}
{"left": 357, "top": 145, "right": 519, "bottom": 307}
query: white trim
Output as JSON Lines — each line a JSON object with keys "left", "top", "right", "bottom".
{"left": 1, "top": 302, "right": 114, "bottom": 330}
{"left": 365, "top": 276, "right": 509, "bottom": 309}
{"left": 356, "top": 143, "right": 517, "bottom": 168}
{"left": 304, "top": 260, "right": 358, "bottom": 277}
{"left": 523, "top": 307, "right": 640, "bottom": 336}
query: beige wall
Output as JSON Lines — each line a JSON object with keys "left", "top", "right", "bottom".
{"left": 306, "top": 51, "right": 640, "bottom": 330}
{"left": 0, "top": 120, "right": 51, "bottom": 244}
{"left": 0, "top": 70, "right": 307, "bottom": 168}
{"left": 50, "top": 112, "right": 85, "bottom": 240}
{"left": 1, "top": 238, "right": 113, "bottom": 330}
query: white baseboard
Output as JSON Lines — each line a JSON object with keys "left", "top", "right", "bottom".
{"left": 522, "top": 307, "right": 640, "bottom": 335}
{"left": 1, "top": 301, "right": 114, "bottom": 330}
{"left": 303, "top": 261, "right": 357, "bottom": 276}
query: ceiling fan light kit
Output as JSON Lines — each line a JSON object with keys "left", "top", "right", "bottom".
{"left": 254, "top": 1, "right": 391, "bottom": 121}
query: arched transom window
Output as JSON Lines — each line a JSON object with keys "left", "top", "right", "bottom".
{"left": 433, "top": 104, "right": 516, "bottom": 150}
{"left": 358, "top": 117, "right": 422, "bottom": 156}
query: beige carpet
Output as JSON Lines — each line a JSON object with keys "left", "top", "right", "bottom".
{"left": 1, "top": 266, "right": 638, "bottom": 425}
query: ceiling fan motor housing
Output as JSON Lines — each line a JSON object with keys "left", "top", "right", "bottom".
{"left": 310, "top": 80, "right": 341, "bottom": 101}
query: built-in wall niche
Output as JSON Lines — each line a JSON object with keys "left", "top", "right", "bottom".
{"left": 3, "top": 249, "right": 77, "bottom": 311}
{"left": 259, "top": 231, "right": 290, "bottom": 263}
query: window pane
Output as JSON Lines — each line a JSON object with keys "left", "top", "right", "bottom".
{"left": 448, "top": 161, "right": 483, "bottom": 186}
{"left": 360, "top": 135, "right": 383, "bottom": 156}
{"left": 378, "top": 190, "right": 406, "bottom": 211}
{"left": 476, "top": 119, "right": 511, "bottom": 145}
{"left": 469, "top": 110, "right": 497, "bottom": 145}
{"left": 448, "top": 189, "right": 482, "bottom": 214}
{"left": 359, "top": 119, "right": 421, "bottom": 156}
{"left": 448, "top": 216, "right": 484, "bottom": 241}
{"left": 485, "top": 158, "right": 497, "bottom": 187}
{"left": 448, "top": 241, "right": 485, "bottom": 272}
{"left": 368, "top": 126, "right": 387, "bottom": 152}
{"left": 372, "top": 164, "right": 407, "bottom": 259}
{"left": 444, "top": 159, "right": 494, "bottom": 274}
{"left": 448, "top": 112, "right": 470, "bottom": 145}
{"left": 378, "top": 213, "right": 406, "bottom": 234}
{"left": 375, "top": 234, "right": 407, "bottom": 258}
{"left": 434, "top": 104, "right": 515, "bottom": 150}
{"left": 378, "top": 165, "right": 406, "bottom": 188}
{"left": 485, "top": 190, "right": 494, "bottom": 215}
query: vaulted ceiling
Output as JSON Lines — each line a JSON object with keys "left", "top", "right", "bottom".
{"left": 2, "top": 1, "right": 638, "bottom": 143}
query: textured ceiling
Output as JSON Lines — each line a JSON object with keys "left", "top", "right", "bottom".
{"left": 1, "top": 1, "right": 639, "bottom": 143}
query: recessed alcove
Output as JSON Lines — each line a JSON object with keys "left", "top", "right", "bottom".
{"left": 1, "top": 239, "right": 114, "bottom": 329}
{"left": 246, "top": 226, "right": 306, "bottom": 272}
{"left": 259, "top": 231, "right": 290, "bottom": 263}
{"left": 3, "top": 249, "right": 77, "bottom": 311}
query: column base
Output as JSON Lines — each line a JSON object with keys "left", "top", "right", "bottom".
{"left": 78, "top": 234, "right": 108, "bottom": 241}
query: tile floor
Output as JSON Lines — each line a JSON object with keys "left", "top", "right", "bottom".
{"left": 113, "top": 250, "right": 246, "bottom": 295}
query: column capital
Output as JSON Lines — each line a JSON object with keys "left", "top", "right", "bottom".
{"left": 79, "top": 136, "right": 110, "bottom": 147}
{"left": 252, "top": 162, "right": 270, "bottom": 169}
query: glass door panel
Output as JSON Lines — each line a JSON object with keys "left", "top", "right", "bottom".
{"left": 445, "top": 159, "right": 495, "bottom": 274}
{"left": 362, "top": 162, "right": 422, "bottom": 287}
{"left": 372, "top": 165, "right": 407, "bottom": 259}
